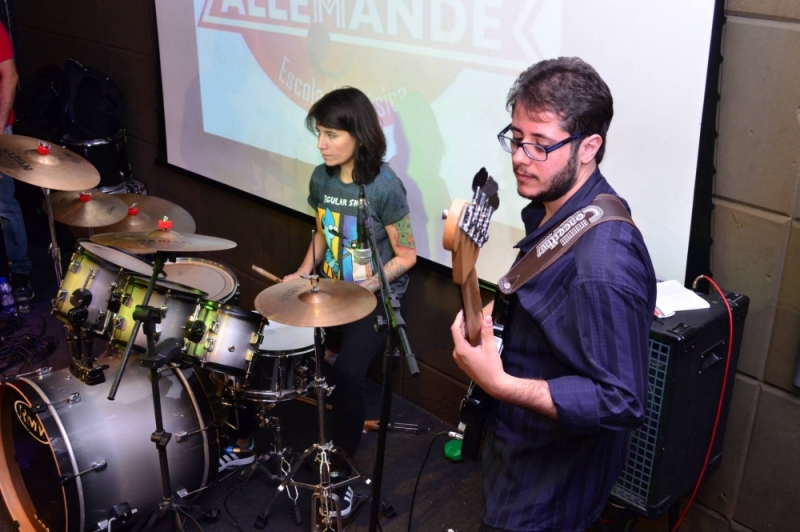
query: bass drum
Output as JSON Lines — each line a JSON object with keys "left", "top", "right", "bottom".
{"left": 0, "top": 356, "right": 218, "bottom": 532}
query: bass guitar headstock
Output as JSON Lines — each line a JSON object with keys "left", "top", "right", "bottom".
{"left": 443, "top": 168, "right": 499, "bottom": 345}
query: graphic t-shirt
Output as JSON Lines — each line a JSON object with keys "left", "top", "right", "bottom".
{"left": 308, "top": 163, "right": 410, "bottom": 298}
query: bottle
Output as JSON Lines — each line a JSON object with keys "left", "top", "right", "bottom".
{"left": 0, "top": 276, "right": 16, "bottom": 316}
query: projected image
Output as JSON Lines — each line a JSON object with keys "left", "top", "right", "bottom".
{"left": 159, "top": 0, "right": 717, "bottom": 283}
{"left": 192, "top": 0, "right": 560, "bottom": 269}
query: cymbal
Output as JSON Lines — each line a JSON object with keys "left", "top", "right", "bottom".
{"left": 47, "top": 190, "right": 128, "bottom": 228}
{"left": 96, "top": 194, "right": 196, "bottom": 234}
{"left": 0, "top": 135, "right": 100, "bottom": 190}
{"left": 90, "top": 229, "right": 236, "bottom": 254}
{"left": 254, "top": 278, "right": 377, "bottom": 328}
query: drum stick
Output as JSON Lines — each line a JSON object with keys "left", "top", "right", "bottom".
{"left": 252, "top": 265, "right": 283, "bottom": 284}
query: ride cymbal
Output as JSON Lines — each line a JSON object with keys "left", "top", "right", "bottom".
{"left": 0, "top": 135, "right": 100, "bottom": 190}
{"left": 90, "top": 229, "right": 236, "bottom": 254}
{"left": 254, "top": 277, "right": 377, "bottom": 328}
{"left": 47, "top": 190, "right": 128, "bottom": 228}
{"left": 96, "top": 194, "right": 196, "bottom": 234}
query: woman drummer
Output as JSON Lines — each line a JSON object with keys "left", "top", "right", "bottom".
{"left": 284, "top": 86, "right": 417, "bottom": 516}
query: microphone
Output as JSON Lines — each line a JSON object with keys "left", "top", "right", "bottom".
{"left": 352, "top": 186, "right": 372, "bottom": 266}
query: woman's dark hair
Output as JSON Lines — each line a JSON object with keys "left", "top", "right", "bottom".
{"left": 305, "top": 87, "right": 386, "bottom": 185}
{"left": 507, "top": 57, "right": 614, "bottom": 164}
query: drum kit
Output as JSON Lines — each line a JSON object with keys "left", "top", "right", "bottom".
{"left": 0, "top": 136, "right": 380, "bottom": 532}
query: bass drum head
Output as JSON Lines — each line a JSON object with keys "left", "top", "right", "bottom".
{"left": 0, "top": 356, "right": 218, "bottom": 532}
{"left": 162, "top": 258, "right": 238, "bottom": 303}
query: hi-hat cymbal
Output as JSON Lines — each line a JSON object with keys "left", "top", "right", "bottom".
{"left": 0, "top": 135, "right": 100, "bottom": 190}
{"left": 96, "top": 194, "right": 196, "bottom": 234}
{"left": 90, "top": 229, "right": 236, "bottom": 254}
{"left": 47, "top": 190, "right": 128, "bottom": 228}
{"left": 254, "top": 278, "right": 377, "bottom": 328}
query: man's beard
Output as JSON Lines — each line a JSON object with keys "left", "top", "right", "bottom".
{"left": 520, "top": 146, "right": 579, "bottom": 203}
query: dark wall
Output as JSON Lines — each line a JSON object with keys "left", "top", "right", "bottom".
{"left": 8, "top": 0, "right": 488, "bottom": 426}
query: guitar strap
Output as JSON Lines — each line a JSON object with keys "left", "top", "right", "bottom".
{"left": 497, "top": 193, "right": 638, "bottom": 295}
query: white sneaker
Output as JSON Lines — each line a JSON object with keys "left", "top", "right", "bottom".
{"left": 218, "top": 449, "right": 255, "bottom": 472}
{"left": 328, "top": 486, "right": 354, "bottom": 519}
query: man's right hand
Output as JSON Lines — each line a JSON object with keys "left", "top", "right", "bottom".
{"left": 283, "top": 271, "right": 305, "bottom": 282}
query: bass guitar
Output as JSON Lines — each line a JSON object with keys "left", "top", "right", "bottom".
{"left": 442, "top": 168, "right": 500, "bottom": 462}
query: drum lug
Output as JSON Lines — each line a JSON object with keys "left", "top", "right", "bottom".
{"left": 121, "top": 293, "right": 131, "bottom": 306}
{"left": 69, "top": 260, "right": 81, "bottom": 274}
{"left": 245, "top": 350, "right": 256, "bottom": 362}
{"left": 58, "top": 459, "right": 107, "bottom": 485}
{"left": 210, "top": 320, "right": 221, "bottom": 334}
{"left": 31, "top": 392, "right": 81, "bottom": 414}
{"left": 113, "top": 316, "right": 126, "bottom": 330}
{"left": 175, "top": 421, "right": 220, "bottom": 442}
{"left": 160, "top": 305, "right": 168, "bottom": 319}
{"left": 249, "top": 332, "right": 263, "bottom": 345}
{"left": 205, "top": 338, "right": 215, "bottom": 352}
{"left": 57, "top": 288, "right": 68, "bottom": 301}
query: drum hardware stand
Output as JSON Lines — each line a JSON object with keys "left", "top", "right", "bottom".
{"left": 63, "top": 279, "right": 109, "bottom": 385}
{"left": 357, "top": 183, "right": 420, "bottom": 532}
{"left": 42, "top": 185, "right": 64, "bottom": 286}
{"left": 105, "top": 246, "right": 219, "bottom": 530}
{"left": 132, "top": 331, "right": 220, "bottom": 530}
{"left": 232, "top": 401, "right": 304, "bottom": 524}
{"left": 254, "top": 243, "right": 366, "bottom": 532}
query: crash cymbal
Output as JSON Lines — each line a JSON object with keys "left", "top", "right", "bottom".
{"left": 254, "top": 278, "right": 377, "bottom": 328}
{"left": 96, "top": 194, "right": 196, "bottom": 234}
{"left": 47, "top": 190, "right": 128, "bottom": 228}
{"left": 90, "top": 229, "right": 236, "bottom": 254}
{"left": 0, "top": 135, "right": 100, "bottom": 190}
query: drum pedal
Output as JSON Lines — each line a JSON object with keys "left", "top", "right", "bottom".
{"left": 95, "top": 502, "right": 137, "bottom": 531}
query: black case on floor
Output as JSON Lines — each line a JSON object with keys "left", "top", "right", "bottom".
{"left": 610, "top": 290, "right": 749, "bottom": 518}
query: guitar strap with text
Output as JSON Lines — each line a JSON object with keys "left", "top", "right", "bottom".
{"left": 497, "top": 193, "right": 638, "bottom": 295}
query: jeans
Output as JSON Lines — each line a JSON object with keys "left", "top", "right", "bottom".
{"left": 0, "top": 124, "right": 31, "bottom": 276}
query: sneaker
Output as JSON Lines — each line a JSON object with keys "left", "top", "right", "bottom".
{"left": 218, "top": 448, "right": 255, "bottom": 472}
{"left": 328, "top": 486, "right": 354, "bottom": 519}
{"left": 10, "top": 273, "right": 34, "bottom": 303}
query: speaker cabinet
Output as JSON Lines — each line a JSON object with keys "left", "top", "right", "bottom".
{"left": 610, "top": 291, "right": 749, "bottom": 518}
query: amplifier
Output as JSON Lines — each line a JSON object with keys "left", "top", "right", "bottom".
{"left": 609, "top": 291, "right": 749, "bottom": 518}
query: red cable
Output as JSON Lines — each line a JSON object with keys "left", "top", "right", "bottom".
{"left": 670, "top": 275, "right": 734, "bottom": 532}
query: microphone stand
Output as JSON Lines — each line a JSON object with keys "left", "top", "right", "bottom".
{"left": 359, "top": 184, "right": 420, "bottom": 532}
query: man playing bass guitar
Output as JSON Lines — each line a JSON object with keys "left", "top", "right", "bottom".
{"left": 451, "top": 57, "right": 657, "bottom": 532}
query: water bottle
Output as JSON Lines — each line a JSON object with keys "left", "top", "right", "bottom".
{"left": 0, "top": 276, "right": 16, "bottom": 316}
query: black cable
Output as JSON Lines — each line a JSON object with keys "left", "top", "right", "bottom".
{"left": 407, "top": 431, "right": 450, "bottom": 532}
{"left": 223, "top": 462, "right": 258, "bottom": 532}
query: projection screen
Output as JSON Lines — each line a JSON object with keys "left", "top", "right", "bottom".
{"left": 155, "top": 0, "right": 716, "bottom": 284}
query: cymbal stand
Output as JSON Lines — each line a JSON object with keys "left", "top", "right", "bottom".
{"left": 117, "top": 251, "right": 216, "bottom": 530}
{"left": 254, "top": 238, "right": 365, "bottom": 531}
{"left": 358, "top": 184, "right": 420, "bottom": 532}
{"left": 41, "top": 187, "right": 63, "bottom": 286}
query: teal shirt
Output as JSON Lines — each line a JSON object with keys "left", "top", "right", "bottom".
{"left": 308, "top": 163, "right": 410, "bottom": 298}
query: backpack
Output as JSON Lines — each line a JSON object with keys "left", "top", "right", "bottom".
{"left": 59, "top": 59, "right": 125, "bottom": 140}
{"left": 14, "top": 64, "right": 65, "bottom": 132}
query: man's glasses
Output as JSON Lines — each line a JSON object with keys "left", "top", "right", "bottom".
{"left": 497, "top": 125, "right": 586, "bottom": 161}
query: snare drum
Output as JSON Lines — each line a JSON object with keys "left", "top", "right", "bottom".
{"left": 111, "top": 275, "right": 206, "bottom": 351}
{"left": 52, "top": 240, "right": 154, "bottom": 333}
{"left": 162, "top": 258, "right": 239, "bottom": 303}
{"left": 182, "top": 302, "right": 263, "bottom": 375}
{"left": 243, "top": 321, "right": 316, "bottom": 403}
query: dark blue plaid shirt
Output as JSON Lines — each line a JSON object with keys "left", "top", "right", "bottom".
{"left": 482, "top": 169, "right": 656, "bottom": 532}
